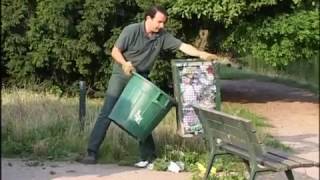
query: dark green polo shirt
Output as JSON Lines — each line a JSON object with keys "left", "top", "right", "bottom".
{"left": 113, "top": 21, "right": 182, "bottom": 74}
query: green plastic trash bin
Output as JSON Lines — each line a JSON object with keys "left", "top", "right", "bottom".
{"left": 108, "top": 72, "right": 175, "bottom": 141}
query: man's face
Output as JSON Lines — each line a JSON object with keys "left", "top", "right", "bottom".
{"left": 147, "top": 11, "right": 167, "bottom": 33}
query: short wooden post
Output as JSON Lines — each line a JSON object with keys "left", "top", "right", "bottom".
{"left": 79, "top": 81, "right": 86, "bottom": 131}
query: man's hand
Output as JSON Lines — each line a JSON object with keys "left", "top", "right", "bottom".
{"left": 199, "top": 52, "right": 218, "bottom": 61}
{"left": 122, "top": 61, "right": 135, "bottom": 76}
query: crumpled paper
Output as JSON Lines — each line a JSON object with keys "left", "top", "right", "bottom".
{"left": 167, "top": 161, "right": 185, "bottom": 173}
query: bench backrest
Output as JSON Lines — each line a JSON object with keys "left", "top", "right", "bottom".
{"left": 193, "top": 105, "right": 264, "bottom": 157}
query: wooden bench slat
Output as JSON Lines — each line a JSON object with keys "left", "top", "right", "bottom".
{"left": 263, "top": 153, "right": 296, "bottom": 170}
{"left": 221, "top": 143, "right": 291, "bottom": 171}
{"left": 267, "top": 148, "right": 316, "bottom": 164}
{"left": 260, "top": 156, "right": 289, "bottom": 171}
{"left": 202, "top": 110, "right": 250, "bottom": 126}
{"left": 220, "top": 143, "right": 251, "bottom": 160}
{"left": 208, "top": 129, "right": 250, "bottom": 150}
{"left": 266, "top": 149, "right": 319, "bottom": 167}
{"left": 206, "top": 119, "right": 246, "bottom": 139}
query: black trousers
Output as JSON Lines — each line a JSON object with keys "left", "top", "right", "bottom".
{"left": 87, "top": 73, "right": 156, "bottom": 161}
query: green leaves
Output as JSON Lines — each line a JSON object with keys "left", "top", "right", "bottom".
{"left": 169, "top": 0, "right": 278, "bottom": 26}
{"left": 2, "top": 0, "right": 318, "bottom": 93}
{"left": 2, "top": 0, "right": 120, "bottom": 91}
{"left": 223, "top": 9, "right": 319, "bottom": 68}
{"left": 1, "top": 0, "right": 32, "bottom": 80}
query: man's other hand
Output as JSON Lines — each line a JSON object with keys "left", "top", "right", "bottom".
{"left": 199, "top": 52, "right": 218, "bottom": 61}
{"left": 122, "top": 61, "right": 135, "bottom": 76}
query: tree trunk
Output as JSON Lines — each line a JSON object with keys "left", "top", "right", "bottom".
{"left": 194, "top": 29, "right": 209, "bottom": 51}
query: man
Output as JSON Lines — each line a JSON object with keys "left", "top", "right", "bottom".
{"left": 80, "top": 5, "right": 219, "bottom": 167}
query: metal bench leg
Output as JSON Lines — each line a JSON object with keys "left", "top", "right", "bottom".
{"left": 248, "top": 162, "right": 258, "bottom": 180}
{"left": 242, "top": 159, "right": 250, "bottom": 173}
{"left": 241, "top": 159, "right": 254, "bottom": 180}
{"left": 285, "top": 170, "right": 294, "bottom": 180}
{"left": 204, "top": 152, "right": 216, "bottom": 180}
{"left": 249, "top": 169, "right": 257, "bottom": 180}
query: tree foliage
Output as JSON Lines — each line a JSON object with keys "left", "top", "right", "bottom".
{"left": 169, "top": 0, "right": 280, "bottom": 26}
{"left": 1, "top": 0, "right": 32, "bottom": 80}
{"left": 1, "top": 0, "right": 319, "bottom": 94}
{"left": 2, "top": 0, "right": 123, "bottom": 93}
{"left": 223, "top": 9, "right": 319, "bottom": 69}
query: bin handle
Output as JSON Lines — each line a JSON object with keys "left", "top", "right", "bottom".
{"left": 153, "top": 92, "right": 169, "bottom": 109}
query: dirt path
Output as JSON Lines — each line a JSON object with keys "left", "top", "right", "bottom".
{"left": 221, "top": 79, "right": 319, "bottom": 180}
{"left": 2, "top": 79, "right": 319, "bottom": 180}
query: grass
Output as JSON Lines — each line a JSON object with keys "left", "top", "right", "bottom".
{"left": 1, "top": 87, "right": 292, "bottom": 179}
{"left": 245, "top": 55, "right": 319, "bottom": 88}
{"left": 1, "top": 88, "right": 90, "bottom": 160}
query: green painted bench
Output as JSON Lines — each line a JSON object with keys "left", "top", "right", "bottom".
{"left": 193, "top": 105, "right": 319, "bottom": 180}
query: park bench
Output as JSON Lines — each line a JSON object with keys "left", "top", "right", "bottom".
{"left": 193, "top": 105, "right": 319, "bottom": 180}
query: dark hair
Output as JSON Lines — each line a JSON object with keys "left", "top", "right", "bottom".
{"left": 144, "top": 5, "right": 168, "bottom": 20}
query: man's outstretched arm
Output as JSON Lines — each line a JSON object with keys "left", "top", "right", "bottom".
{"left": 179, "top": 43, "right": 218, "bottom": 61}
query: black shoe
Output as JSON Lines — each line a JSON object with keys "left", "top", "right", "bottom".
{"left": 79, "top": 152, "right": 97, "bottom": 164}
